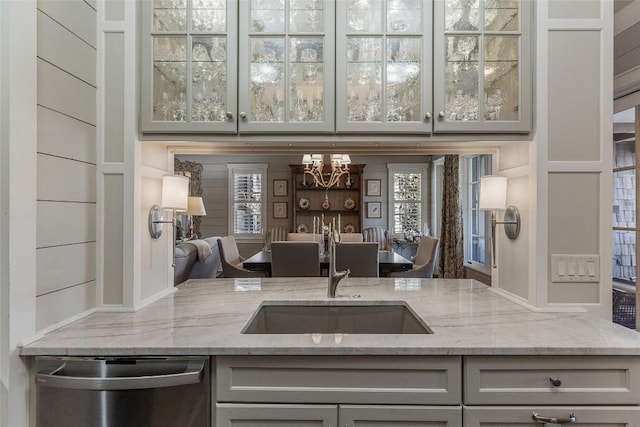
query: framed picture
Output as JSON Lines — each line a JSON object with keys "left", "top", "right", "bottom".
{"left": 273, "top": 179, "right": 288, "bottom": 196}
{"left": 366, "top": 179, "right": 381, "bottom": 196}
{"left": 366, "top": 202, "right": 381, "bottom": 218}
{"left": 273, "top": 202, "right": 288, "bottom": 219}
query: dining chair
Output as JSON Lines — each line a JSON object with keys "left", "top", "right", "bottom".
{"left": 389, "top": 236, "right": 439, "bottom": 278}
{"left": 265, "top": 226, "right": 288, "bottom": 250}
{"left": 217, "top": 236, "right": 266, "bottom": 278}
{"left": 363, "top": 227, "right": 390, "bottom": 251}
{"left": 339, "top": 233, "right": 364, "bottom": 242}
{"left": 335, "top": 242, "right": 379, "bottom": 277}
{"left": 287, "top": 232, "right": 322, "bottom": 242}
{"left": 271, "top": 241, "right": 321, "bottom": 277}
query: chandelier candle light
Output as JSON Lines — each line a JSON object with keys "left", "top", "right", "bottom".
{"left": 302, "top": 154, "right": 351, "bottom": 188}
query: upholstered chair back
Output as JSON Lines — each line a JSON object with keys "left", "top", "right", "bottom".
{"left": 287, "top": 232, "right": 322, "bottom": 242}
{"left": 271, "top": 241, "right": 321, "bottom": 277}
{"left": 339, "top": 233, "right": 364, "bottom": 242}
{"left": 335, "top": 242, "right": 379, "bottom": 277}
{"left": 217, "top": 236, "right": 266, "bottom": 278}
{"left": 389, "top": 236, "right": 439, "bottom": 278}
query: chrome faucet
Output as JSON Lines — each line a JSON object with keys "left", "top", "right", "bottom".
{"left": 327, "top": 229, "right": 350, "bottom": 298}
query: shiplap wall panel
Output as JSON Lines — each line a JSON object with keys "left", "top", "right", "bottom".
{"left": 36, "top": 281, "right": 96, "bottom": 331}
{"left": 37, "top": 0, "right": 97, "bottom": 48}
{"left": 36, "top": 201, "right": 96, "bottom": 248}
{"left": 37, "top": 154, "right": 96, "bottom": 202}
{"left": 37, "top": 106, "right": 96, "bottom": 163}
{"left": 615, "top": 21, "right": 640, "bottom": 76}
{"left": 37, "top": 59, "right": 96, "bottom": 125}
{"left": 37, "top": 10, "right": 96, "bottom": 86}
{"left": 36, "top": 242, "right": 96, "bottom": 296}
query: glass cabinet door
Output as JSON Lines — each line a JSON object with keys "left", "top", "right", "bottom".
{"left": 336, "top": 0, "right": 433, "bottom": 133}
{"left": 433, "top": 0, "right": 531, "bottom": 133}
{"left": 140, "top": 0, "right": 238, "bottom": 133}
{"left": 238, "top": 0, "right": 335, "bottom": 133}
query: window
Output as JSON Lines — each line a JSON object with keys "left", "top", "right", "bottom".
{"left": 388, "top": 164, "right": 428, "bottom": 237}
{"left": 462, "top": 155, "right": 491, "bottom": 268}
{"left": 227, "top": 164, "right": 268, "bottom": 239}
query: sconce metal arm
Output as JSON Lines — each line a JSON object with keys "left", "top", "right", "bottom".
{"left": 489, "top": 206, "right": 521, "bottom": 269}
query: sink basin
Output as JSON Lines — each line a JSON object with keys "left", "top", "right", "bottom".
{"left": 242, "top": 301, "right": 432, "bottom": 334}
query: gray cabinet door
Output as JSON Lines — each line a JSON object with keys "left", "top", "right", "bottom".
{"left": 335, "top": 0, "right": 433, "bottom": 134}
{"left": 237, "top": 0, "right": 336, "bottom": 133}
{"left": 140, "top": 0, "right": 238, "bottom": 133}
{"left": 341, "top": 405, "right": 462, "bottom": 427}
{"left": 464, "top": 407, "right": 640, "bottom": 427}
{"left": 216, "top": 403, "right": 337, "bottom": 427}
{"left": 433, "top": 0, "right": 532, "bottom": 133}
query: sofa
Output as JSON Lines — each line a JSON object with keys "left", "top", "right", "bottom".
{"left": 174, "top": 237, "right": 221, "bottom": 285}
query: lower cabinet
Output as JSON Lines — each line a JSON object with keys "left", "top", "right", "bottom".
{"left": 217, "top": 403, "right": 462, "bottom": 427}
{"left": 464, "top": 407, "right": 640, "bottom": 427}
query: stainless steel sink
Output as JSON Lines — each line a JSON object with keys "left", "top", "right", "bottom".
{"left": 242, "top": 300, "right": 432, "bottom": 334}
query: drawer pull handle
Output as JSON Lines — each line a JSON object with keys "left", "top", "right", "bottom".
{"left": 532, "top": 413, "right": 576, "bottom": 424}
{"left": 549, "top": 377, "right": 562, "bottom": 387}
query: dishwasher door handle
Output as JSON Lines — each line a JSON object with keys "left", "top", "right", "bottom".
{"left": 36, "top": 360, "right": 205, "bottom": 390}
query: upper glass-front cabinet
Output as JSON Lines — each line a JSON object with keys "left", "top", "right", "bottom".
{"left": 237, "top": 0, "right": 335, "bottom": 133}
{"left": 336, "top": 0, "right": 433, "bottom": 133}
{"left": 433, "top": 0, "right": 531, "bottom": 132}
{"left": 140, "top": 0, "right": 238, "bottom": 133}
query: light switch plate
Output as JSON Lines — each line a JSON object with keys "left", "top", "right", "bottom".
{"left": 551, "top": 254, "right": 600, "bottom": 282}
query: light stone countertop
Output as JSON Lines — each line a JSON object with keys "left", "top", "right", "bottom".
{"left": 20, "top": 278, "right": 640, "bottom": 356}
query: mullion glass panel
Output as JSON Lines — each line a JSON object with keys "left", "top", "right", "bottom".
{"left": 445, "top": 35, "right": 479, "bottom": 121}
{"left": 386, "top": 37, "right": 421, "bottom": 122}
{"left": 192, "top": 0, "right": 226, "bottom": 32}
{"left": 445, "top": 0, "right": 480, "bottom": 31}
{"left": 251, "top": 0, "right": 286, "bottom": 33}
{"left": 347, "top": 0, "right": 383, "bottom": 33}
{"left": 484, "top": 0, "right": 519, "bottom": 31}
{"left": 290, "top": 0, "right": 324, "bottom": 33}
{"left": 346, "top": 37, "right": 383, "bottom": 122}
{"left": 484, "top": 35, "right": 519, "bottom": 121}
{"left": 387, "top": 0, "right": 422, "bottom": 33}
{"left": 250, "top": 38, "right": 285, "bottom": 122}
{"left": 289, "top": 37, "right": 325, "bottom": 122}
{"left": 613, "top": 169, "right": 636, "bottom": 228}
{"left": 192, "top": 37, "right": 228, "bottom": 122}
{"left": 613, "top": 230, "right": 636, "bottom": 281}
{"left": 153, "top": 36, "right": 187, "bottom": 121}
{"left": 154, "top": 0, "right": 187, "bottom": 32}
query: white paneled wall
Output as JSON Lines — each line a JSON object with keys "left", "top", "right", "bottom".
{"left": 36, "top": 0, "right": 97, "bottom": 331}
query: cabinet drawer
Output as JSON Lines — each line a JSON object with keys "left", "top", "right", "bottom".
{"left": 464, "top": 406, "right": 640, "bottom": 427}
{"left": 465, "top": 356, "right": 640, "bottom": 405}
{"left": 216, "top": 355, "right": 461, "bottom": 405}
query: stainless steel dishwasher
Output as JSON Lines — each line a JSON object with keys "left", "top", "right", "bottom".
{"left": 35, "top": 356, "right": 210, "bottom": 427}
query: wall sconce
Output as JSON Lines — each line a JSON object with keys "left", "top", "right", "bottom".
{"left": 479, "top": 175, "right": 521, "bottom": 268}
{"left": 148, "top": 175, "right": 190, "bottom": 267}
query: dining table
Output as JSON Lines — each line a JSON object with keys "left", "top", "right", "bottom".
{"left": 242, "top": 249, "right": 413, "bottom": 277}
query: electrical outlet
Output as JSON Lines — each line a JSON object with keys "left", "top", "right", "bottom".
{"left": 551, "top": 254, "right": 600, "bottom": 282}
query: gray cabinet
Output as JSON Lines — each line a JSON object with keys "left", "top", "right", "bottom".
{"left": 463, "top": 356, "right": 640, "bottom": 427}
{"left": 433, "top": 0, "right": 532, "bottom": 133}
{"left": 140, "top": 0, "right": 532, "bottom": 135}
{"left": 335, "top": 0, "right": 433, "bottom": 134}
{"left": 237, "top": 0, "right": 336, "bottom": 133}
{"left": 140, "top": 0, "right": 238, "bottom": 133}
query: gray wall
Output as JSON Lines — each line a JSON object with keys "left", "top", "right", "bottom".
{"left": 36, "top": 0, "right": 97, "bottom": 330}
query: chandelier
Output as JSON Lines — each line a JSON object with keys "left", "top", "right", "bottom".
{"left": 302, "top": 154, "right": 351, "bottom": 188}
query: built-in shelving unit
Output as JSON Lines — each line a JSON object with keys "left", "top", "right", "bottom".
{"left": 290, "top": 164, "right": 364, "bottom": 234}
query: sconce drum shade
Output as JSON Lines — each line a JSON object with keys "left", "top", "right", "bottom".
{"left": 162, "top": 175, "right": 190, "bottom": 210}
{"left": 186, "top": 196, "right": 207, "bottom": 216}
{"left": 479, "top": 176, "right": 507, "bottom": 211}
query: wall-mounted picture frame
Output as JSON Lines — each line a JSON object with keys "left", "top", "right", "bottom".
{"left": 273, "top": 179, "right": 288, "bottom": 196}
{"left": 366, "top": 202, "right": 381, "bottom": 218}
{"left": 366, "top": 179, "right": 381, "bottom": 196}
{"left": 273, "top": 202, "right": 288, "bottom": 219}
